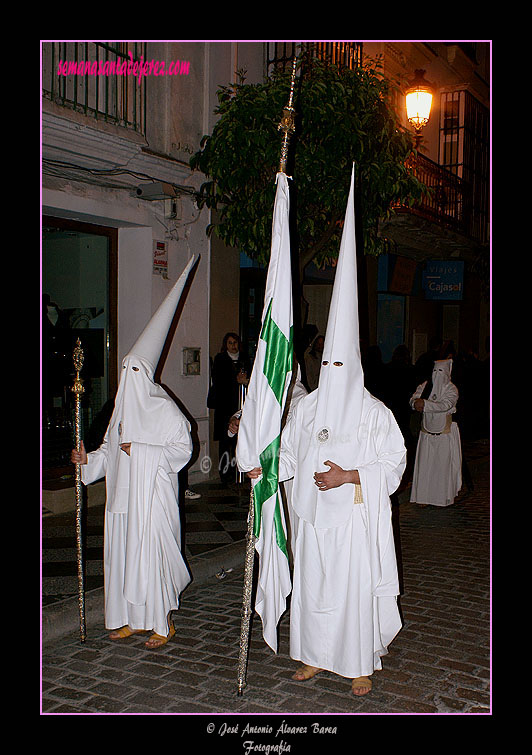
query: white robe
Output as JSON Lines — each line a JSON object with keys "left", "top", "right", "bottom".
{"left": 279, "top": 388, "right": 405, "bottom": 679}
{"left": 81, "top": 380, "right": 192, "bottom": 637}
{"left": 409, "top": 379, "right": 462, "bottom": 507}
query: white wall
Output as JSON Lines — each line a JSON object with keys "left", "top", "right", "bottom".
{"left": 117, "top": 226, "right": 153, "bottom": 360}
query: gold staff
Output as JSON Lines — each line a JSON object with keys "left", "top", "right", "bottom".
{"left": 236, "top": 485, "right": 255, "bottom": 695}
{"left": 71, "top": 338, "right": 86, "bottom": 642}
{"left": 237, "top": 52, "right": 299, "bottom": 696}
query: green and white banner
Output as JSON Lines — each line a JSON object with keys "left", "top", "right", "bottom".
{"left": 236, "top": 172, "right": 293, "bottom": 652}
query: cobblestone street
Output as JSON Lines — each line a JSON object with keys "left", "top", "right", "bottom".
{"left": 41, "top": 450, "right": 490, "bottom": 726}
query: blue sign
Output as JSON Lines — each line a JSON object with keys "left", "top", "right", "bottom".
{"left": 423, "top": 260, "right": 464, "bottom": 300}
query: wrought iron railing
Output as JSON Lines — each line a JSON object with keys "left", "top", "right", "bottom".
{"left": 398, "top": 152, "right": 476, "bottom": 240}
{"left": 42, "top": 41, "right": 147, "bottom": 135}
{"left": 265, "top": 41, "right": 363, "bottom": 76}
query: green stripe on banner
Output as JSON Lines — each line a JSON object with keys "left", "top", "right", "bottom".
{"left": 260, "top": 300, "right": 293, "bottom": 405}
{"left": 253, "top": 436, "right": 288, "bottom": 558}
{"left": 252, "top": 299, "right": 292, "bottom": 559}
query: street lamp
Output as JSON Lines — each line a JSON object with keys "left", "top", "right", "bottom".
{"left": 405, "top": 69, "right": 434, "bottom": 148}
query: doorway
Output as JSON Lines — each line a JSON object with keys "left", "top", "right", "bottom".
{"left": 42, "top": 217, "right": 117, "bottom": 482}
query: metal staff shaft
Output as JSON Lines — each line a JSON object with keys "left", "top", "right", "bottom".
{"left": 71, "top": 338, "right": 86, "bottom": 643}
{"left": 237, "top": 485, "right": 255, "bottom": 695}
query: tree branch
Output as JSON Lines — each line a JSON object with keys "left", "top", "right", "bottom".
{"left": 298, "top": 212, "right": 342, "bottom": 276}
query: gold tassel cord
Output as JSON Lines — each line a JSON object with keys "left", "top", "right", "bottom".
{"left": 71, "top": 338, "right": 87, "bottom": 643}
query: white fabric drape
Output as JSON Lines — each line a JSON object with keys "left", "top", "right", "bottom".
{"left": 279, "top": 390, "right": 406, "bottom": 678}
{"left": 81, "top": 355, "right": 192, "bottom": 636}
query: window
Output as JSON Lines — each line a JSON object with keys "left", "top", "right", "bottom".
{"left": 439, "top": 90, "right": 489, "bottom": 243}
{"left": 42, "top": 41, "right": 147, "bottom": 135}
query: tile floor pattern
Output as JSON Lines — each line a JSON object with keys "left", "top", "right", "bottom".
{"left": 42, "top": 481, "right": 251, "bottom": 606}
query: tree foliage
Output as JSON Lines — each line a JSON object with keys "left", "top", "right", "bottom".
{"left": 190, "top": 55, "right": 426, "bottom": 274}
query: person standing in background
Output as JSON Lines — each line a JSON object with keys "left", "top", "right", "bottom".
{"left": 409, "top": 358, "right": 462, "bottom": 507}
{"left": 303, "top": 334, "right": 324, "bottom": 392}
{"left": 208, "top": 332, "right": 251, "bottom": 486}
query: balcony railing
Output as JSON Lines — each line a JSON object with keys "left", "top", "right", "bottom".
{"left": 42, "top": 42, "right": 146, "bottom": 135}
{"left": 397, "top": 152, "right": 477, "bottom": 240}
{"left": 266, "top": 41, "right": 363, "bottom": 76}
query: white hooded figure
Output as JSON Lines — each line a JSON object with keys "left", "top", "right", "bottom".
{"left": 75, "top": 257, "right": 196, "bottom": 646}
{"left": 409, "top": 358, "right": 462, "bottom": 506}
{"left": 278, "top": 167, "right": 406, "bottom": 694}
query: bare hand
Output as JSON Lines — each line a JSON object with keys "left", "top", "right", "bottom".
{"left": 413, "top": 398, "right": 425, "bottom": 412}
{"left": 228, "top": 416, "right": 240, "bottom": 435}
{"left": 71, "top": 440, "right": 87, "bottom": 465}
{"left": 314, "top": 460, "right": 360, "bottom": 491}
{"left": 236, "top": 371, "right": 248, "bottom": 386}
{"left": 120, "top": 443, "right": 131, "bottom": 456}
{"left": 247, "top": 467, "right": 262, "bottom": 479}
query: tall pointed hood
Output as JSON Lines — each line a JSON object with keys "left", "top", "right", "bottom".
{"left": 291, "top": 165, "right": 365, "bottom": 529}
{"left": 312, "top": 164, "right": 363, "bottom": 444}
{"left": 126, "top": 255, "right": 197, "bottom": 374}
{"left": 101, "top": 255, "right": 197, "bottom": 514}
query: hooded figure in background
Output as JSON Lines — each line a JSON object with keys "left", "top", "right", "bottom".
{"left": 71, "top": 256, "right": 196, "bottom": 648}
{"left": 409, "top": 358, "right": 462, "bottom": 507}
{"left": 277, "top": 167, "right": 406, "bottom": 696}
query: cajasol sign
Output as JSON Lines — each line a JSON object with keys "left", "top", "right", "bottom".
{"left": 422, "top": 260, "right": 464, "bottom": 300}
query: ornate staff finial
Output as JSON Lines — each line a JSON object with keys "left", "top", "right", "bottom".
{"left": 72, "top": 338, "right": 85, "bottom": 397}
{"left": 278, "top": 54, "right": 298, "bottom": 174}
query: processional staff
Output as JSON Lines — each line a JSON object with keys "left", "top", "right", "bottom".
{"left": 236, "top": 54, "right": 298, "bottom": 696}
{"left": 237, "top": 379, "right": 247, "bottom": 485}
{"left": 71, "top": 338, "right": 87, "bottom": 643}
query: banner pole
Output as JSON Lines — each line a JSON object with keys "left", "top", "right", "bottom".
{"left": 236, "top": 486, "right": 255, "bottom": 695}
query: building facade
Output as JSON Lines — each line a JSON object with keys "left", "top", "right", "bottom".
{"left": 41, "top": 41, "right": 265, "bottom": 488}
{"left": 366, "top": 41, "right": 490, "bottom": 365}
{"left": 261, "top": 41, "right": 490, "bottom": 366}
{"left": 41, "top": 40, "right": 490, "bottom": 495}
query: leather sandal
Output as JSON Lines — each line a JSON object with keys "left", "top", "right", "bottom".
{"left": 145, "top": 621, "right": 176, "bottom": 649}
{"left": 292, "top": 664, "right": 322, "bottom": 681}
{"left": 351, "top": 676, "right": 372, "bottom": 696}
{"left": 109, "top": 626, "right": 147, "bottom": 640}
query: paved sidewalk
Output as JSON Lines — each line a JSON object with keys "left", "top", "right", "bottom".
{"left": 42, "top": 479, "right": 250, "bottom": 609}
{"left": 41, "top": 445, "right": 490, "bottom": 717}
